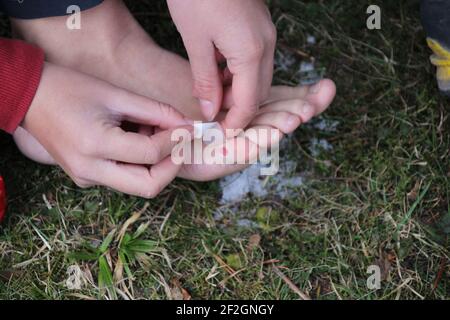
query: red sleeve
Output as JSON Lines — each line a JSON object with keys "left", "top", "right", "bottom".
{"left": 0, "top": 176, "right": 6, "bottom": 223}
{"left": 0, "top": 38, "right": 44, "bottom": 134}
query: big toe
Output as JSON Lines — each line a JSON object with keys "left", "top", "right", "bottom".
{"left": 305, "top": 79, "right": 336, "bottom": 116}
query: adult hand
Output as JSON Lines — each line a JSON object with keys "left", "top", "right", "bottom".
{"left": 22, "top": 63, "right": 192, "bottom": 198}
{"left": 167, "top": 0, "right": 277, "bottom": 130}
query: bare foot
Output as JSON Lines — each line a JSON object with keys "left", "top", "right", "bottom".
{"left": 178, "top": 79, "right": 336, "bottom": 181}
{"left": 12, "top": 0, "right": 336, "bottom": 181}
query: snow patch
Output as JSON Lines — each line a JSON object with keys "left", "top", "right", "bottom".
{"left": 312, "top": 118, "right": 340, "bottom": 132}
{"left": 274, "top": 50, "right": 297, "bottom": 72}
{"left": 306, "top": 35, "right": 317, "bottom": 45}
{"left": 309, "top": 138, "right": 333, "bottom": 157}
{"left": 219, "top": 157, "right": 304, "bottom": 204}
{"left": 298, "top": 60, "right": 325, "bottom": 86}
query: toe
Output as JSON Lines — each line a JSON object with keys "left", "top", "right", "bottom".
{"left": 304, "top": 79, "right": 336, "bottom": 116}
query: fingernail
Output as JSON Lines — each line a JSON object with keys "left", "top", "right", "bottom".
{"left": 308, "top": 81, "right": 322, "bottom": 95}
{"left": 199, "top": 99, "right": 215, "bottom": 121}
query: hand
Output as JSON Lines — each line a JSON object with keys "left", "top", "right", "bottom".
{"left": 22, "top": 63, "right": 192, "bottom": 198}
{"left": 167, "top": 0, "right": 277, "bottom": 130}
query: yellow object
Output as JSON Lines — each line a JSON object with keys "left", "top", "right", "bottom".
{"left": 427, "top": 38, "right": 450, "bottom": 84}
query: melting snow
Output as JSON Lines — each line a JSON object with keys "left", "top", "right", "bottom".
{"left": 312, "top": 118, "right": 340, "bottom": 132}
{"left": 219, "top": 157, "right": 304, "bottom": 204}
{"left": 274, "top": 50, "right": 297, "bottom": 72}
{"left": 306, "top": 35, "right": 317, "bottom": 45}
{"left": 217, "top": 34, "right": 334, "bottom": 207}
{"left": 309, "top": 138, "right": 333, "bottom": 157}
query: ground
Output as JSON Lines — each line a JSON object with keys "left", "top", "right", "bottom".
{"left": 0, "top": 0, "right": 449, "bottom": 300}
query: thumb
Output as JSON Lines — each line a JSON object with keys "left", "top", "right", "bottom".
{"left": 187, "top": 41, "right": 223, "bottom": 121}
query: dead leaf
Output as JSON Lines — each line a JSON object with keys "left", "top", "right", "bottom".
{"left": 247, "top": 234, "right": 261, "bottom": 252}
{"left": 117, "top": 202, "right": 149, "bottom": 244}
{"left": 374, "top": 250, "right": 396, "bottom": 281}
{"left": 170, "top": 278, "right": 191, "bottom": 300}
{"left": 407, "top": 181, "right": 421, "bottom": 201}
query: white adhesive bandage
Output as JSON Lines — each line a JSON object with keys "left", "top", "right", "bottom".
{"left": 193, "top": 122, "right": 223, "bottom": 139}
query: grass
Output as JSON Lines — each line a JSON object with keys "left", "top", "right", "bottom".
{"left": 0, "top": 0, "right": 449, "bottom": 300}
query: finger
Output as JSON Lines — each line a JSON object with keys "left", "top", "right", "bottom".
{"left": 187, "top": 41, "right": 223, "bottom": 121}
{"left": 258, "top": 44, "right": 276, "bottom": 103}
{"left": 94, "top": 157, "right": 181, "bottom": 198}
{"left": 222, "top": 86, "right": 234, "bottom": 109}
{"left": 221, "top": 62, "right": 261, "bottom": 131}
{"left": 250, "top": 112, "right": 301, "bottom": 134}
{"left": 100, "top": 126, "right": 193, "bottom": 165}
{"left": 111, "top": 92, "right": 193, "bottom": 129}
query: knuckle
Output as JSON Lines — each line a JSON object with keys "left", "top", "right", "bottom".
{"left": 69, "top": 160, "right": 91, "bottom": 182}
{"left": 143, "top": 137, "right": 161, "bottom": 164}
{"left": 142, "top": 185, "right": 159, "bottom": 199}
{"left": 229, "top": 38, "right": 266, "bottom": 72}
{"left": 232, "top": 107, "right": 258, "bottom": 129}
{"left": 279, "top": 111, "right": 292, "bottom": 121}
{"left": 72, "top": 177, "right": 90, "bottom": 189}
{"left": 142, "top": 189, "right": 157, "bottom": 199}
{"left": 193, "top": 74, "right": 219, "bottom": 95}
{"left": 266, "top": 23, "right": 277, "bottom": 45}
{"left": 142, "top": 170, "right": 163, "bottom": 199}
{"left": 241, "top": 104, "right": 259, "bottom": 117}
{"left": 156, "top": 101, "right": 179, "bottom": 121}
{"left": 244, "top": 38, "right": 266, "bottom": 62}
{"left": 78, "top": 136, "right": 97, "bottom": 155}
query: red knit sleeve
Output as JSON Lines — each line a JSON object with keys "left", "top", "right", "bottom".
{"left": 0, "top": 38, "right": 44, "bottom": 134}
{"left": 0, "top": 175, "right": 6, "bottom": 223}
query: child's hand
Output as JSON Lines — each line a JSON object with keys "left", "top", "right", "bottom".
{"left": 167, "top": 0, "right": 276, "bottom": 130}
{"left": 22, "top": 63, "right": 192, "bottom": 198}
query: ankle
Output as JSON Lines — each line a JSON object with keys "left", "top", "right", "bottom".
{"left": 10, "top": 0, "right": 138, "bottom": 64}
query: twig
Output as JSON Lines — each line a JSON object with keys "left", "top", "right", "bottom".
{"left": 272, "top": 265, "right": 311, "bottom": 300}
{"left": 432, "top": 256, "right": 448, "bottom": 293}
